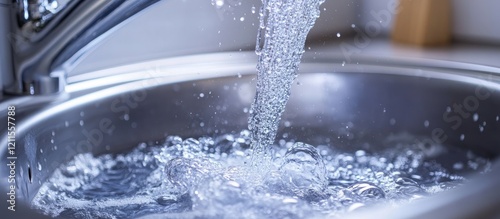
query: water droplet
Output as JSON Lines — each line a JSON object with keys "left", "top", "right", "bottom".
{"left": 64, "top": 121, "right": 69, "bottom": 127}
{"left": 460, "top": 134, "right": 465, "bottom": 141}
{"left": 473, "top": 113, "right": 479, "bottom": 122}
{"left": 212, "top": 0, "right": 224, "bottom": 8}
{"left": 336, "top": 33, "right": 341, "bottom": 38}
{"left": 79, "top": 120, "right": 84, "bottom": 126}
{"left": 389, "top": 118, "right": 396, "bottom": 125}
{"left": 240, "top": 17, "right": 245, "bottom": 22}
{"left": 453, "top": 162, "right": 464, "bottom": 170}
{"left": 37, "top": 162, "right": 42, "bottom": 171}
{"left": 424, "top": 120, "right": 429, "bottom": 127}
{"left": 351, "top": 24, "right": 356, "bottom": 28}
{"left": 251, "top": 6, "right": 256, "bottom": 14}
{"left": 123, "top": 114, "right": 130, "bottom": 121}
{"left": 200, "top": 122, "right": 205, "bottom": 127}
{"left": 199, "top": 93, "right": 205, "bottom": 98}
{"left": 284, "top": 121, "right": 291, "bottom": 127}
{"left": 80, "top": 111, "right": 85, "bottom": 117}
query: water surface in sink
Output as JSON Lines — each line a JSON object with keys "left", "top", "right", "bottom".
{"left": 31, "top": 131, "right": 490, "bottom": 219}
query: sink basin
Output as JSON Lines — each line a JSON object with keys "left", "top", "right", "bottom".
{"left": 1, "top": 52, "right": 500, "bottom": 218}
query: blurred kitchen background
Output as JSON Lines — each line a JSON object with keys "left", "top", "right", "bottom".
{"left": 70, "top": 0, "right": 500, "bottom": 76}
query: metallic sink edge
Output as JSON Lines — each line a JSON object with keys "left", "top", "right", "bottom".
{"left": 3, "top": 51, "right": 500, "bottom": 118}
{"left": 67, "top": 51, "right": 500, "bottom": 85}
{"left": 0, "top": 52, "right": 499, "bottom": 218}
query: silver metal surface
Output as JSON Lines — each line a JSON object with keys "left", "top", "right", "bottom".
{"left": 0, "top": 52, "right": 499, "bottom": 218}
{"left": 1, "top": 0, "right": 160, "bottom": 96}
{"left": 16, "top": 0, "right": 72, "bottom": 35}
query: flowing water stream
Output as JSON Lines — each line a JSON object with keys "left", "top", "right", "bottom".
{"left": 249, "top": 0, "right": 324, "bottom": 168}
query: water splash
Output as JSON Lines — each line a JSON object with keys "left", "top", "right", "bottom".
{"left": 31, "top": 132, "right": 490, "bottom": 219}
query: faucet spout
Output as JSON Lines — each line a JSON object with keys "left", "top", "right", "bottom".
{"left": 1, "top": 0, "right": 160, "bottom": 97}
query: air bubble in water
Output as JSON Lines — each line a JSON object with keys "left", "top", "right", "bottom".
{"left": 279, "top": 142, "right": 327, "bottom": 196}
{"left": 211, "top": 0, "right": 224, "bottom": 8}
{"left": 348, "top": 182, "right": 385, "bottom": 200}
{"left": 166, "top": 158, "right": 216, "bottom": 188}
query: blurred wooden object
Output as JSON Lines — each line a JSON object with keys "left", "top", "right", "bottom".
{"left": 392, "top": 0, "right": 451, "bottom": 46}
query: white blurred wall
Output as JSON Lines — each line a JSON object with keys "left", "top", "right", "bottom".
{"left": 70, "top": 0, "right": 359, "bottom": 75}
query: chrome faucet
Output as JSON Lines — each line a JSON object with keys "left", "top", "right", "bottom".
{"left": 0, "top": 0, "right": 160, "bottom": 98}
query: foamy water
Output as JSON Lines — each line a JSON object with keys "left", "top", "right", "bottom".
{"left": 32, "top": 131, "right": 490, "bottom": 218}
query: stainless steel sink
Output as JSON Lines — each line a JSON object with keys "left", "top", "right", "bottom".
{"left": 1, "top": 52, "right": 500, "bottom": 218}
